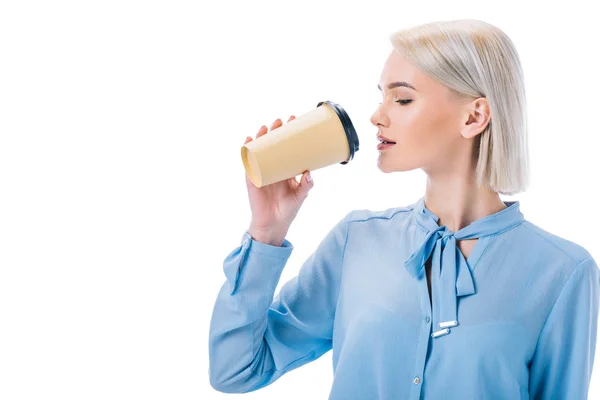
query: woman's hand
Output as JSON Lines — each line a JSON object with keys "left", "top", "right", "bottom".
{"left": 244, "top": 116, "right": 314, "bottom": 246}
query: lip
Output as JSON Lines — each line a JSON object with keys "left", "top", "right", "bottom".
{"left": 377, "top": 142, "right": 396, "bottom": 151}
{"left": 376, "top": 134, "right": 396, "bottom": 144}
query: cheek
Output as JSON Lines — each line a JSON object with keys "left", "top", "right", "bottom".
{"left": 387, "top": 105, "right": 457, "bottom": 166}
{"left": 392, "top": 105, "right": 449, "bottom": 149}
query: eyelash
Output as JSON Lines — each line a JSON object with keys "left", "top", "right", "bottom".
{"left": 379, "top": 100, "right": 413, "bottom": 105}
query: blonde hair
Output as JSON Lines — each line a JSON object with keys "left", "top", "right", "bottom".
{"left": 389, "top": 19, "right": 529, "bottom": 195}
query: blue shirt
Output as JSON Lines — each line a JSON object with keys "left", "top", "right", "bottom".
{"left": 208, "top": 197, "right": 600, "bottom": 399}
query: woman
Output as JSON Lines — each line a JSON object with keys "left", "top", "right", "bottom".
{"left": 208, "top": 19, "right": 599, "bottom": 399}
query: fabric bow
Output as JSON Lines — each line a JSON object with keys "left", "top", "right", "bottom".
{"left": 404, "top": 197, "right": 524, "bottom": 338}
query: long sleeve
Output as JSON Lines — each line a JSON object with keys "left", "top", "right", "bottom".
{"left": 529, "top": 256, "right": 600, "bottom": 399}
{"left": 208, "top": 211, "right": 353, "bottom": 394}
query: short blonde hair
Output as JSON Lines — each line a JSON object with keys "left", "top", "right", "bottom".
{"left": 389, "top": 19, "right": 530, "bottom": 195}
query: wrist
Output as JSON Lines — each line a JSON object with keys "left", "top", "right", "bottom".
{"left": 247, "top": 225, "right": 287, "bottom": 247}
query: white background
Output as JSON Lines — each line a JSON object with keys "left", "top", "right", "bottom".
{"left": 1, "top": 0, "right": 599, "bottom": 399}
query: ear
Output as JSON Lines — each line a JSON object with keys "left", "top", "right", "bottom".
{"left": 460, "top": 97, "right": 490, "bottom": 139}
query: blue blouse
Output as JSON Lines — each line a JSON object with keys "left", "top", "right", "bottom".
{"left": 209, "top": 197, "right": 600, "bottom": 399}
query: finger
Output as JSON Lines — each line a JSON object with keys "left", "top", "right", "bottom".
{"left": 270, "top": 118, "right": 282, "bottom": 130}
{"left": 298, "top": 170, "right": 313, "bottom": 196}
{"left": 256, "top": 125, "right": 268, "bottom": 138}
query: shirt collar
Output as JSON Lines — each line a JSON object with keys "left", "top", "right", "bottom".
{"left": 411, "top": 196, "right": 523, "bottom": 235}
{"left": 404, "top": 196, "right": 524, "bottom": 338}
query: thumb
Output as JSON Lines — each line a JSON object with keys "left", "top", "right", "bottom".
{"left": 299, "top": 171, "right": 314, "bottom": 195}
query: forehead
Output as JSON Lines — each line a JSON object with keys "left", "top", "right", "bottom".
{"left": 378, "top": 50, "right": 428, "bottom": 92}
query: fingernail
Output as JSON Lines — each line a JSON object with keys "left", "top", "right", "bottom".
{"left": 306, "top": 173, "right": 312, "bottom": 182}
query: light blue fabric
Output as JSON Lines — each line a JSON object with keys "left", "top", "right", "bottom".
{"left": 209, "top": 197, "right": 600, "bottom": 399}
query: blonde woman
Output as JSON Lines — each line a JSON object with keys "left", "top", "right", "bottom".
{"left": 208, "top": 19, "right": 599, "bottom": 399}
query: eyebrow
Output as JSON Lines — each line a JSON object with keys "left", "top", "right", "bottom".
{"left": 377, "top": 81, "right": 417, "bottom": 92}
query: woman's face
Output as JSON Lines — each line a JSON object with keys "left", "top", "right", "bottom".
{"left": 370, "top": 50, "right": 474, "bottom": 174}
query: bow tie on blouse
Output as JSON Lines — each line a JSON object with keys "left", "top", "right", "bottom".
{"left": 404, "top": 197, "right": 524, "bottom": 339}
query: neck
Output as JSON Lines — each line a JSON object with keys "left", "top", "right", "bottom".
{"left": 423, "top": 169, "right": 506, "bottom": 233}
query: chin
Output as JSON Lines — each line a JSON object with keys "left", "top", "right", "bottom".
{"left": 377, "top": 160, "right": 397, "bottom": 173}
{"left": 377, "top": 158, "right": 417, "bottom": 173}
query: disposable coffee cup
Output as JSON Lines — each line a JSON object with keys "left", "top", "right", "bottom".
{"left": 241, "top": 100, "right": 360, "bottom": 188}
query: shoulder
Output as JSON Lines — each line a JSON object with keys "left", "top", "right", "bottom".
{"left": 518, "top": 220, "right": 593, "bottom": 267}
{"left": 343, "top": 202, "right": 417, "bottom": 234}
{"left": 514, "top": 220, "right": 598, "bottom": 288}
{"left": 348, "top": 203, "right": 415, "bottom": 223}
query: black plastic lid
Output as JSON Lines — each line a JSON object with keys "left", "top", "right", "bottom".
{"left": 316, "top": 100, "right": 359, "bottom": 165}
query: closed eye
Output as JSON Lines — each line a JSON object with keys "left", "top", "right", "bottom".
{"left": 377, "top": 99, "right": 413, "bottom": 105}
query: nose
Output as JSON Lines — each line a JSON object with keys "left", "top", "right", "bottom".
{"left": 370, "top": 104, "right": 387, "bottom": 128}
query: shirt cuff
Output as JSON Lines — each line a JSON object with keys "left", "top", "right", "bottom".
{"left": 222, "top": 231, "right": 293, "bottom": 296}
{"left": 241, "top": 231, "right": 294, "bottom": 258}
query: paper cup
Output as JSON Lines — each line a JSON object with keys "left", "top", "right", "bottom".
{"left": 241, "top": 100, "right": 359, "bottom": 187}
